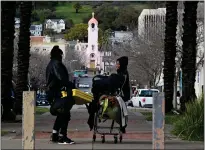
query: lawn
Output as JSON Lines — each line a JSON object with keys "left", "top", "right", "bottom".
{"left": 54, "top": 3, "right": 150, "bottom": 25}
{"left": 55, "top": 3, "right": 93, "bottom": 24}
{"left": 1, "top": 130, "right": 9, "bottom": 136}
{"left": 141, "top": 112, "right": 181, "bottom": 125}
{"left": 36, "top": 107, "right": 49, "bottom": 115}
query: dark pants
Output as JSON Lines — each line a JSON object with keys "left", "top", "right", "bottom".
{"left": 50, "top": 89, "right": 74, "bottom": 136}
{"left": 53, "top": 110, "right": 71, "bottom": 136}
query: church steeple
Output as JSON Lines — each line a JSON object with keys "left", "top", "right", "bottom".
{"left": 88, "top": 12, "right": 98, "bottom": 25}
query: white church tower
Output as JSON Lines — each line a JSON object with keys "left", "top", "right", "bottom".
{"left": 87, "top": 12, "right": 100, "bottom": 69}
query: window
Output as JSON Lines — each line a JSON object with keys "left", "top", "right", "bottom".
{"left": 43, "top": 48, "right": 46, "bottom": 51}
{"left": 35, "top": 31, "right": 41, "bottom": 36}
{"left": 139, "top": 90, "right": 159, "bottom": 97}
{"left": 90, "top": 53, "right": 95, "bottom": 58}
{"left": 92, "top": 45, "right": 94, "bottom": 50}
{"left": 91, "top": 23, "right": 95, "bottom": 28}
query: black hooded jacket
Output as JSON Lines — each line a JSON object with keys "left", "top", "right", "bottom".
{"left": 87, "top": 56, "right": 130, "bottom": 131}
{"left": 46, "top": 46, "right": 74, "bottom": 92}
{"left": 46, "top": 59, "right": 70, "bottom": 91}
{"left": 115, "top": 56, "right": 130, "bottom": 102}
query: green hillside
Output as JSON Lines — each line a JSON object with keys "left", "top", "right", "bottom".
{"left": 54, "top": 2, "right": 152, "bottom": 25}
{"left": 55, "top": 3, "right": 93, "bottom": 24}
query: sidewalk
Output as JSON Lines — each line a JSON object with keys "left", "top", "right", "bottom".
{"left": 1, "top": 106, "right": 204, "bottom": 149}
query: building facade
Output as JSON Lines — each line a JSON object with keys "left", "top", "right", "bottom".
{"left": 15, "top": 18, "right": 20, "bottom": 29}
{"left": 138, "top": 8, "right": 166, "bottom": 41}
{"left": 30, "top": 24, "right": 43, "bottom": 36}
{"left": 44, "top": 19, "right": 65, "bottom": 33}
{"left": 109, "top": 31, "right": 133, "bottom": 45}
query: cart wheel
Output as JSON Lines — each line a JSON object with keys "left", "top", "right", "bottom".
{"left": 93, "top": 134, "right": 96, "bottom": 142}
{"left": 119, "top": 135, "right": 122, "bottom": 143}
{"left": 101, "top": 135, "right": 105, "bottom": 143}
{"left": 114, "top": 135, "right": 118, "bottom": 144}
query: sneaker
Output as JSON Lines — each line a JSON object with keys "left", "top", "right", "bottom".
{"left": 50, "top": 133, "right": 59, "bottom": 143}
{"left": 58, "top": 136, "right": 75, "bottom": 145}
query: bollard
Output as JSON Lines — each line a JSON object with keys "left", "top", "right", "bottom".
{"left": 152, "top": 92, "right": 165, "bottom": 150}
{"left": 22, "top": 91, "right": 36, "bottom": 149}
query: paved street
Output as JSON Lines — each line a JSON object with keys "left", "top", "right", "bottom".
{"left": 1, "top": 106, "right": 204, "bottom": 149}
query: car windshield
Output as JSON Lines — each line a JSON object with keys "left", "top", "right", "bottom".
{"left": 139, "top": 90, "right": 158, "bottom": 97}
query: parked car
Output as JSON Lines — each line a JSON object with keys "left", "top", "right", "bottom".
{"left": 82, "top": 74, "right": 88, "bottom": 77}
{"left": 36, "top": 94, "right": 50, "bottom": 106}
{"left": 129, "top": 89, "right": 159, "bottom": 108}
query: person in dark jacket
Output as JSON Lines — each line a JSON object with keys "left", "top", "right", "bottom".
{"left": 115, "top": 56, "right": 130, "bottom": 133}
{"left": 115, "top": 56, "right": 130, "bottom": 102}
{"left": 87, "top": 56, "right": 130, "bottom": 132}
{"left": 46, "top": 45, "right": 75, "bottom": 144}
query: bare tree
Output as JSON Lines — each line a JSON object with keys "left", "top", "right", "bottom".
{"left": 64, "top": 45, "right": 86, "bottom": 73}
{"left": 27, "top": 44, "right": 86, "bottom": 89}
{"left": 29, "top": 52, "right": 50, "bottom": 89}
{"left": 111, "top": 25, "right": 164, "bottom": 88}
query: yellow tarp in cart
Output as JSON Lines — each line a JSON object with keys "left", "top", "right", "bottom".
{"left": 72, "top": 89, "right": 93, "bottom": 105}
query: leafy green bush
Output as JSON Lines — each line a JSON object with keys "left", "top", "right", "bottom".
{"left": 172, "top": 94, "right": 204, "bottom": 141}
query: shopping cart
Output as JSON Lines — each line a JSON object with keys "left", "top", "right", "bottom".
{"left": 92, "top": 94, "right": 123, "bottom": 144}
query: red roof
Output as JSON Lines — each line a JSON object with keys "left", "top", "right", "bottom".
{"left": 88, "top": 12, "right": 98, "bottom": 24}
{"left": 88, "top": 18, "right": 98, "bottom": 25}
{"left": 30, "top": 36, "right": 44, "bottom": 44}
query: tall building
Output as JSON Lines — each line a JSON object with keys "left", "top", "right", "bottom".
{"left": 138, "top": 8, "right": 166, "bottom": 41}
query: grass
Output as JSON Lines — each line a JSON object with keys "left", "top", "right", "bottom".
{"left": 36, "top": 107, "right": 49, "bottom": 115}
{"left": 141, "top": 112, "right": 181, "bottom": 125}
{"left": 55, "top": 3, "right": 93, "bottom": 24}
{"left": 54, "top": 3, "right": 151, "bottom": 25}
{"left": 131, "top": 3, "right": 153, "bottom": 11}
{"left": 1, "top": 130, "right": 9, "bottom": 136}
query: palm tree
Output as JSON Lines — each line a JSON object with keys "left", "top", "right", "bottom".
{"left": 15, "top": 2, "right": 32, "bottom": 114}
{"left": 180, "top": 1, "right": 198, "bottom": 112}
{"left": 1, "top": 2, "right": 16, "bottom": 121}
{"left": 163, "top": 2, "right": 178, "bottom": 113}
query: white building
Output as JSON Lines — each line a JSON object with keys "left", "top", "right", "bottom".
{"left": 30, "top": 24, "right": 43, "bottom": 36}
{"left": 15, "top": 18, "right": 20, "bottom": 29}
{"left": 138, "top": 8, "right": 166, "bottom": 41}
{"left": 74, "top": 13, "right": 105, "bottom": 70}
{"left": 44, "top": 19, "right": 65, "bottom": 33}
{"left": 109, "top": 31, "right": 133, "bottom": 45}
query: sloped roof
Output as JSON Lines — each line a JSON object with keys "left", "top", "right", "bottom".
{"left": 88, "top": 12, "right": 98, "bottom": 25}
{"left": 45, "top": 19, "right": 65, "bottom": 24}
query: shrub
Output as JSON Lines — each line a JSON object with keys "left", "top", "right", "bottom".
{"left": 172, "top": 94, "right": 204, "bottom": 141}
